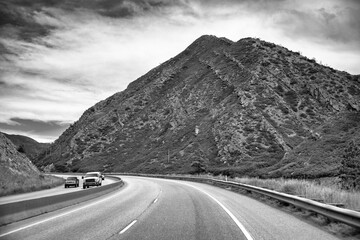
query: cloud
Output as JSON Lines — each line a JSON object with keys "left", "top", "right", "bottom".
{"left": 271, "top": 4, "right": 360, "bottom": 48}
{"left": 0, "top": 118, "right": 69, "bottom": 143}
{"left": 0, "top": 0, "right": 359, "bottom": 142}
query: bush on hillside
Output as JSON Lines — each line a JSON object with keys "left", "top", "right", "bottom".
{"left": 17, "top": 144, "right": 26, "bottom": 153}
{"left": 339, "top": 141, "right": 360, "bottom": 190}
{"left": 190, "top": 160, "right": 206, "bottom": 174}
{"left": 54, "top": 163, "right": 68, "bottom": 173}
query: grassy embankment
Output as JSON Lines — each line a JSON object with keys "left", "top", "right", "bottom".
{"left": 186, "top": 174, "right": 360, "bottom": 211}
{"left": 232, "top": 177, "right": 360, "bottom": 211}
{"left": 0, "top": 174, "right": 64, "bottom": 197}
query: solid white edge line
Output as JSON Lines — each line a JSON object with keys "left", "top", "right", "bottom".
{"left": 119, "top": 220, "right": 137, "bottom": 234}
{"left": 154, "top": 198, "right": 158, "bottom": 203}
{"left": 182, "top": 183, "right": 254, "bottom": 240}
{"left": 130, "top": 176, "right": 254, "bottom": 239}
{"left": 0, "top": 189, "right": 121, "bottom": 238}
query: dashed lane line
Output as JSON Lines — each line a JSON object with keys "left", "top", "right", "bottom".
{"left": 119, "top": 220, "right": 137, "bottom": 234}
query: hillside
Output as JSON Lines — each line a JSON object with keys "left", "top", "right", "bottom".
{"left": 3, "top": 132, "right": 50, "bottom": 161}
{"left": 36, "top": 35, "right": 360, "bottom": 179}
{"left": 0, "top": 132, "right": 40, "bottom": 193}
{"left": 0, "top": 133, "right": 65, "bottom": 196}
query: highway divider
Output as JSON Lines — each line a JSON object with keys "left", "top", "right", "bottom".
{"left": 110, "top": 173, "right": 360, "bottom": 229}
{"left": 0, "top": 176, "right": 123, "bottom": 226}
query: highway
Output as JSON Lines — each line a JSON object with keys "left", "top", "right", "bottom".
{"left": 0, "top": 175, "right": 116, "bottom": 205}
{"left": 0, "top": 174, "right": 115, "bottom": 204}
{"left": 0, "top": 176, "right": 339, "bottom": 240}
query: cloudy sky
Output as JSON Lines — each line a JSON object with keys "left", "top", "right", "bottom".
{"left": 0, "top": 0, "right": 359, "bottom": 143}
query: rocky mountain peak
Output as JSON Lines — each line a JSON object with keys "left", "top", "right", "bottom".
{"left": 187, "top": 35, "right": 233, "bottom": 50}
{"left": 36, "top": 35, "right": 360, "bottom": 178}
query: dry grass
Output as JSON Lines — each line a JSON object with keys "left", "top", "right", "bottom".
{"left": 177, "top": 173, "right": 360, "bottom": 238}
{"left": 178, "top": 174, "right": 360, "bottom": 211}
{"left": 0, "top": 174, "right": 64, "bottom": 197}
{"left": 226, "top": 176, "right": 360, "bottom": 211}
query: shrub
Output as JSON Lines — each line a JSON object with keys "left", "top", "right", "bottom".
{"left": 348, "top": 86, "right": 360, "bottom": 96}
{"left": 281, "top": 183, "right": 297, "bottom": 194}
{"left": 340, "top": 141, "right": 360, "bottom": 190}
{"left": 279, "top": 105, "right": 290, "bottom": 114}
{"left": 190, "top": 161, "right": 206, "bottom": 174}
{"left": 275, "top": 85, "right": 284, "bottom": 94}
{"left": 111, "top": 116, "right": 118, "bottom": 123}
{"left": 230, "top": 177, "right": 360, "bottom": 210}
{"left": 261, "top": 61, "right": 270, "bottom": 67}
{"left": 54, "top": 164, "right": 68, "bottom": 172}
{"left": 300, "top": 113, "right": 307, "bottom": 118}
{"left": 308, "top": 68, "right": 318, "bottom": 74}
{"left": 306, "top": 108, "right": 315, "bottom": 116}
{"left": 17, "top": 145, "right": 26, "bottom": 153}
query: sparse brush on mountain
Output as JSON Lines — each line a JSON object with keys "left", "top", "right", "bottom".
{"left": 35, "top": 35, "right": 360, "bottom": 189}
{"left": 225, "top": 176, "right": 360, "bottom": 211}
{"left": 340, "top": 139, "right": 360, "bottom": 190}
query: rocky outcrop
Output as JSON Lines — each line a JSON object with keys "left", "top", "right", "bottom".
{"left": 36, "top": 35, "right": 360, "bottom": 178}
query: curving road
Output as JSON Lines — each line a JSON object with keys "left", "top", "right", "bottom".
{"left": 0, "top": 176, "right": 339, "bottom": 240}
{"left": 0, "top": 175, "right": 116, "bottom": 205}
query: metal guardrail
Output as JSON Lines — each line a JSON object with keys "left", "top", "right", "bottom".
{"left": 110, "top": 173, "right": 360, "bottom": 229}
{"left": 213, "top": 179, "right": 360, "bottom": 229}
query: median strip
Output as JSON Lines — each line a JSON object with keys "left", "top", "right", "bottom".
{"left": 0, "top": 176, "right": 123, "bottom": 226}
{"left": 0, "top": 184, "right": 125, "bottom": 238}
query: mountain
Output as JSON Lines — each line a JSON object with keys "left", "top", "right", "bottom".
{"left": 36, "top": 35, "right": 360, "bottom": 179}
{"left": 3, "top": 132, "right": 50, "bottom": 161}
{"left": 0, "top": 132, "right": 40, "bottom": 193}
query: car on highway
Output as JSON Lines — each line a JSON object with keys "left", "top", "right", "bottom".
{"left": 82, "top": 172, "right": 104, "bottom": 189}
{"left": 64, "top": 177, "right": 79, "bottom": 188}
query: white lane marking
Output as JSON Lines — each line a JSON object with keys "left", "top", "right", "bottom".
{"left": 118, "top": 187, "right": 159, "bottom": 235}
{"left": 119, "top": 220, "right": 137, "bottom": 234}
{"left": 0, "top": 189, "right": 122, "bottom": 238}
{"left": 181, "top": 182, "right": 254, "bottom": 240}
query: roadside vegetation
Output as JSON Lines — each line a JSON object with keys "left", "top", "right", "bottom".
{"left": 182, "top": 173, "right": 360, "bottom": 211}
{"left": 219, "top": 176, "right": 360, "bottom": 238}
{"left": 0, "top": 174, "right": 64, "bottom": 197}
{"left": 228, "top": 176, "right": 360, "bottom": 211}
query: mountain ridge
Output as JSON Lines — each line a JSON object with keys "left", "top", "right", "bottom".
{"left": 0, "top": 132, "right": 41, "bottom": 195}
{"left": 2, "top": 132, "right": 50, "bottom": 161}
{"left": 36, "top": 35, "right": 360, "bottom": 179}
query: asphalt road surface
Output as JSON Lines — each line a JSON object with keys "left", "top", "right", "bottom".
{"left": 0, "top": 176, "right": 339, "bottom": 240}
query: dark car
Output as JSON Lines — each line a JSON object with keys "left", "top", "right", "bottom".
{"left": 65, "top": 177, "right": 79, "bottom": 188}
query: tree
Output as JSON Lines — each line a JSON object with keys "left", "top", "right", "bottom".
{"left": 339, "top": 141, "right": 360, "bottom": 190}
{"left": 190, "top": 161, "right": 206, "bottom": 174}
{"left": 17, "top": 144, "right": 25, "bottom": 153}
{"left": 54, "top": 164, "right": 68, "bottom": 173}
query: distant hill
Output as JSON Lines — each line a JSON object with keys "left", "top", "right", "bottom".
{"left": 0, "top": 133, "right": 64, "bottom": 196}
{"left": 3, "top": 133, "right": 50, "bottom": 161}
{"left": 0, "top": 132, "right": 40, "bottom": 194}
{"left": 36, "top": 35, "right": 360, "bottom": 179}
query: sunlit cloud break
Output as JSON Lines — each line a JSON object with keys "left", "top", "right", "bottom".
{"left": 0, "top": 0, "right": 359, "bottom": 142}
